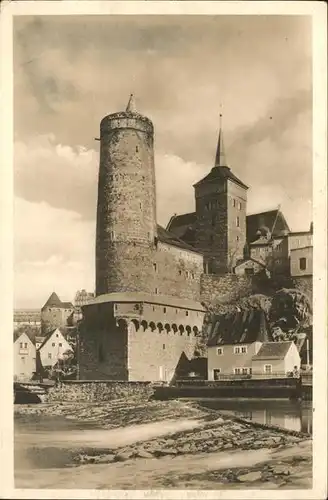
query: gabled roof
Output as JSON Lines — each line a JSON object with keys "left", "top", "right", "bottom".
{"left": 37, "top": 327, "right": 67, "bottom": 350}
{"left": 194, "top": 166, "right": 248, "bottom": 190}
{"left": 41, "top": 292, "right": 73, "bottom": 310}
{"left": 13, "top": 331, "right": 35, "bottom": 344}
{"left": 234, "top": 257, "right": 266, "bottom": 269}
{"left": 42, "top": 292, "right": 62, "bottom": 309}
{"left": 207, "top": 310, "right": 272, "bottom": 347}
{"left": 250, "top": 236, "right": 273, "bottom": 246}
{"left": 157, "top": 224, "right": 201, "bottom": 254}
{"left": 252, "top": 341, "right": 293, "bottom": 360}
{"left": 246, "top": 209, "right": 290, "bottom": 243}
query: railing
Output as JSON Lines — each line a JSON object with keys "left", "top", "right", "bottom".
{"left": 213, "top": 371, "right": 300, "bottom": 381}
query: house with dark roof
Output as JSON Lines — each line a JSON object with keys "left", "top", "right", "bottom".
{"left": 41, "top": 292, "right": 74, "bottom": 335}
{"left": 206, "top": 310, "right": 300, "bottom": 380}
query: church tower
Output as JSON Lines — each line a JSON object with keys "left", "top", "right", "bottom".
{"left": 95, "top": 95, "right": 157, "bottom": 295}
{"left": 193, "top": 116, "right": 248, "bottom": 274}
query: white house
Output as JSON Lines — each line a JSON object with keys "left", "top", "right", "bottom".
{"left": 207, "top": 310, "right": 300, "bottom": 380}
{"left": 251, "top": 341, "right": 300, "bottom": 377}
{"left": 14, "top": 332, "right": 36, "bottom": 381}
{"left": 38, "top": 328, "right": 73, "bottom": 369}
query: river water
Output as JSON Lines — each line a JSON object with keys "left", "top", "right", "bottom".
{"left": 196, "top": 398, "right": 313, "bottom": 434}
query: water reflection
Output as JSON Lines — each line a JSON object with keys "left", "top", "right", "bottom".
{"left": 197, "top": 399, "right": 312, "bottom": 434}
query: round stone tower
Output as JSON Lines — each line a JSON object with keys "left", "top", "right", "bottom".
{"left": 95, "top": 94, "right": 157, "bottom": 295}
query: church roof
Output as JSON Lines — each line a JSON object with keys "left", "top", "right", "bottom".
{"left": 166, "top": 212, "right": 197, "bottom": 240}
{"left": 246, "top": 209, "right": 290, "bottom": 243}
{"left": 207, "top": 310, "right": 272, "bottom": 346}
{"left": 194, "top": 165, "right": 248, "bottom": 190}
{"left": 194, "top": 117, "right": 248, "bottom": 190}
{"left": 157, "top": 224, "right": 201, "bottom": 254}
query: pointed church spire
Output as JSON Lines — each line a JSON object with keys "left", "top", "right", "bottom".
{"left": 214, "top": 114, "right": 228, "bottom": 167}
{"left": 126, "top": 93, "right": 136, "bottom": 113}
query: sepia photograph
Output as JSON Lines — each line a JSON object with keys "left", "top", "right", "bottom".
{"left": 1, "top": 1, "right": 327, "bottom": 498}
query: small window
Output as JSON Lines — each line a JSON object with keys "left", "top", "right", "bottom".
{"left": 234, "top": 346, "right": 241, "bottom": 354}
{"left": 264, "top": 364, "right": 272, "bottom": 374}
{"left": 56, "top": 334, "right": 59, "bottom": 338}
{"left": 191, "top": 272, "right": 195, "bottom": 279}
{"left": 236, "top": 235, "right": 239, "bottom": 242}
{"left": 213, "top": 369, "right": 221, "bottom": 380}
{"left": 24, "top": 343, "right": 28, "bottom": 348}
{"left": 21, "top": 357, "right": 25, "bottom": 362}
{"left": 163, "top": 307, "right": 166, "bottom": 313}
{"left": 136, "top": 146, "right": 139, "bottom": 152}
{"left": 153, "top": 263, "right": 157, "bottom": 272}
{"left": 217, "top": 347, "right": 223, "bottom": 355}
{"left": 242, "top": 368, "right": 248, "bottom": 375}
{"left": 234, "top": 367, "right": 241, "bottom": 374}
{"left": 236, "top": 216, "right": 240, "bottom": 227}
{"left": 48, "top": 353, "right": 52, "bottom": 359}
{"left": 241, "top": 346, "right": 247, "bottom": 354}
{"left": 179, "top": 270, "right": 182, "bottom": 275}
{"left": 238, "top": 202, "right": 242, "bottom": 210}
{"left": 153, "top": 306, "right": 155, "bottom": 311}
{"left": 186, "top": 311, "right": 189, "bottom": 316}
{"left": 59, "top": 343, "right": 62, "bottom": 347}
{"left": 163, "top": 344, "right": 166, "bottom": 350}
{"left": 300, "top": 257, "right": 307, "bottom": 270}
{"left": 19, "top": 342, "right": 23, "bottom": 348}
{"left": 155, "top": 288, "right": 158, "bottom": 294}
{"left": 233, "top": 199, "right": 236, "bottom": 207}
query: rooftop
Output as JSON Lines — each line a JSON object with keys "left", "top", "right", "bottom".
{"left": 207, "top": 310, "right": 272, "bottom": 347}
{"left": 252, "top": 341, "right": 293, "bottom": 360}
{"left": 194, "top": 165, "right": 248, "bottom": 190}
{"left": 157, "top": 224, "right": 201, "bottom": 254}
{"left": 85, "top": 292, "right": 206, "bottom": 312}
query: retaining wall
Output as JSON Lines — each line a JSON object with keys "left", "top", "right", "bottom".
{"left": 47, "top": 380, "right": 154, "bottom": 402}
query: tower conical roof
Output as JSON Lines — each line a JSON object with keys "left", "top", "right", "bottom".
{"left": 214, "top": 115, "right": 227, "bottom": 167}
{"left": 126, "top": 93, "right": 137, "bottom": 113}
{"left": 42, "top": 292, "right": 62, "bottom": 309}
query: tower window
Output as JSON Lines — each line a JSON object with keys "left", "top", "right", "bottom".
{"left": 238, "top": 202, "right": 242, "bottom": 210}
{"left": 236, "top": 216, "right": 240, "bottom": 227}
{"left": 136, "top": 146, "right": 139, "bottom": 152}
{"left": 236, "top": 235, "right": 240, "bottom": 242}
{"left": 153, "top": 263, "right": 157, "bottom": 272}
{"left": 163, "top": 344, "right": 166, "bottom": 350}
{"left": 233, "top": 199, "right": 236, "bottom": 207}
{"left": 186, "top": 311, "right": 189, "bottom": 316}
{"left": 155, "top": 288, "right": 158, "bottom": 294}
{"left": 163, "top": 307, "right": 166, "bottom": 313}
{"left": 300, "top": 257, "right": 307, "bottom": 270}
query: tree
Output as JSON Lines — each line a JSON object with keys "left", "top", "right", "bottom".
{"left": 269, "top": 288, "right": 312, "bottom": 338}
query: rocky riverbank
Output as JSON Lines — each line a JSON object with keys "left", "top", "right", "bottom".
{"left": 14, "top": 399, "right": 312, "bottom": 489}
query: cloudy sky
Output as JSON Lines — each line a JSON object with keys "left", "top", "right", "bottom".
{"left": 14, "top": 15, "right": 312, "bottom": 308}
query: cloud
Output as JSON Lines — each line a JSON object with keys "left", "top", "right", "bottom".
{"left": 14, "top": 134, "right": 98, "bottom": 219}
{"left": 14, "top": 198, "right": 95, "bottom": 308}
